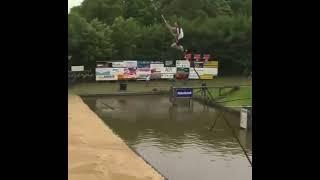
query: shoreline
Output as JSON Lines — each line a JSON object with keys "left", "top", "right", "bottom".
{"left": 68, "top": 94, "right": 165, "bottom": 180}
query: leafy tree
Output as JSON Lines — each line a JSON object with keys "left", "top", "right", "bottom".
{"left": 68, "top": 0, "right": 252, "bottom": 75}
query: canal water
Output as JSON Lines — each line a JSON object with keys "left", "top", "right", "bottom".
{"left": 83, "top": 95, "right": 252, "bottom": 180}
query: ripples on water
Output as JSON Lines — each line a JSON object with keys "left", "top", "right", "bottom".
{"left": 84, "top": 95, "right": 252, "bottom": 180}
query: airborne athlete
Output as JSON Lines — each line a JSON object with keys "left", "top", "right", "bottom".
{"left": 162, "top": 15, "right": 184, "bottom": 52}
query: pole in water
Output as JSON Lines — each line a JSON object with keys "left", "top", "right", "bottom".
{"left": 209, "top": 111, "right": 224, "bottom": 131}
{"left": 222, "top": 115, "right": 252, "bottom": 166}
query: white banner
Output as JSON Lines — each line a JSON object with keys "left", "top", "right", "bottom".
{"left": 150, "top": 63, "right": 164, "bottom": 72}
{"left": 71, "top": 66, "right": 84, "bottom": 72}
{"left": 96, "top": 68, "right": 124, "bottom": 81}
{"left": 124, "top": 61, "right": 138, "bottom": 68}
{"left": 160, "top": 67, "right": 176, "bottom": 74}
{"left": 96, "top": 68, "right": 115, "bottom": 81}
{"left": 112, "top": 68, "right": 125, "bottom": 75}
{"left": 204, "top": 68, "right": 218, "bottom": 76}
{"left": 112, "top": 62, "right": 125, "bottom": 68}
{"left": 161, "top": 73, "right": 174, "bottom": 79}
{"left": 176, "top": 60, "right": 190, "bottom": 68}
{"left": 189, "top": 68, "right": 204, "bottom": 79}
{"left": 136, "top": 68, "right": 151, "bottom": 80}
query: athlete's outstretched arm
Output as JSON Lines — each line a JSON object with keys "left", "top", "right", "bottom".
{"left": 161, "top": 15, "right": 176, "bottom": 37}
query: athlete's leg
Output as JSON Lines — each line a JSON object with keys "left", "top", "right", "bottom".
{"left": 179, "top": 45, "right": 184, "bottom": 52}
{"left": 171, "top": 42, "right": 177, "bottom": 48}
{"left": 176, "top": 39, "right": 184, "bottom": 52}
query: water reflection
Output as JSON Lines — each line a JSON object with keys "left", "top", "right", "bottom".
{"left": 84, "top": 95, "right": 252, "bottom": 180}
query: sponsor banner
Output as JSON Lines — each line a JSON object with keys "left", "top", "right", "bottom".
{"left": 96, "top": 67, "right": 108, "bottom": 81}
{"left": 96, "top": 62, "right": 111, "bottom": 68}
{"left": 176, "top": 67, "right": 190, "bottom": 80}
{"left": 204, "top": 61, "right": 218, "bottom": 68}
{"left": 189, "top": 68, "right": 204, "bottom": 79}
{"left": 71, "top": 66, "right": 84, "bottom": 72}
{"left": 150, "top": 63, "right": 164, "bottom": 72}
{"left": 112, "top": 62, "right": 125, "bottom": 68}
{"left": 194, "top": 61, "right": 204, "bottom": 68}
{"left": 184, "top": 53, "right": 192, "bottom": 61}
{"left": 151, "top": 61, "right": 162, "bottom": 64}
{"left": 175, "top": 88, "right": 193, "bottom": 98}
{"left": 150, "top": 63, "right": 164, "bottom": 80}
{"left": 124, "top": 61, "right": 138, "bottom": 68}
{"left": 136, "top": 68, "right": 151, "bottom": 80}
{"left": 150, "top": 72, "right": 161, "bottom": 79}
{"left": 176, "top": 60, "right": 190, "bottom": 68}
{"left": 95, "top": 66, "right": 126, "bottom": 80}
{"left": 113, "top": 68, "right": 125, "bottom": 80}
{"left": 164, "top": 60, "right": 176, "bottom": 67}
{"left": 194, "top": 54, "right": 201, "bottom": 61}
{"left": 123, "top": 67, "right": 137, "bottom": 79}
{"left": 96, "top": 68, "right": 124, "bottom": 81}
{"left": 203, "top": 54, "right": 210, "bottom": 62}
{"left": 160, "top": 67, "right": 177, "bottom": 74}
{"left": 204, "top": 68, "right": 218, "bottom": 76}
{"left": 160, "top": 67, "right": 176, "bottom": 79}
{"left": 137, "top": 61, "right": 151, "bottom": 68}
{"left": 200, "top": 74, "right": 214, "bottom": 80}
{"left": 161, "top": 73, "right": 174, "bottom": 79}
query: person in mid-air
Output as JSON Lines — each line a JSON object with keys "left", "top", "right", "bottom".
{"left": 162, "top": 15, "right": 184, "bottom": 52}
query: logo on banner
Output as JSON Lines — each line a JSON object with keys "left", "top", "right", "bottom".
{"left": 175, "top": 88, "right": 193, "bottom": 98}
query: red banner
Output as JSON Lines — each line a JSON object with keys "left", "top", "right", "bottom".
{"left": 184, "top": 53, "right": 192, "bottom": 61}
{"left": 194, "top": 54, "right": 201, "bottom": 61}
{"left": 203, "top": 54, "right": 210, "bottom": 62}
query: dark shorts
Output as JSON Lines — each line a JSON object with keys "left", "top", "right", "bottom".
{"left": 176, "top": 38, "right": 183, "bottom": 46}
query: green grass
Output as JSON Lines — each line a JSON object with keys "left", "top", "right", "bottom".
{"left": 69, "top": 77, "right": 252, "bottom": 109}
{"left": 217, "top": 86, "right": 252, "bottom": 106}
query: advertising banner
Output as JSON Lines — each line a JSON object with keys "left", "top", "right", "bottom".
{"left": 124, "top": 61, "right": 138, "bottom": 68}
{"left": 136, "top": 68, "right": 151, "bottom": 80}
{"left": 123, "top": 68, "right": 137, "bottom": 79}
{"left": 175, "top": 88, "right": 193, "bottom": 98}
{"left": 160, "top": 67, "right": 176, "bottom": 74}
{"left": 71, "top": 66, "right": 84, "bottom": 72}
{"left": 112, "top": 62, "right": 125, "bottom": 68}
{"left": 96, "top": 68, "right": 110, "bottom": 81}
{"left": 194, "top": 54, "right": 201, "bottom": 61}
{"left": 194, "top": 61, "right": 204, "bottom": 68}
{"left": 164, "top": 60, "right": 176, "bottom": 67}
{"left": 204, "top": 61, "right": 218, "bottom": 68}
{"left": 150, "top": 62, "right": 164, "bottom": 79}
{"left": 150, "top": 63, "right": 164, "bottom": 71}
{"left": 137, "top": 61, "right": 151, "bottom": 68}
{"left": 160, "top": 67, "right": 176, "bottom": 79}
{"left": 189, "top": 68, "right": 204, "bottom": 79}
{"left": 95, "top": 68, "right": 124, "bottom": 81}
{"left": 203, "top": 54, "right": 210, "bottom": 62}
{"left": 161, "top": 73, "right": 175, "bottom": 79}
{"left": 176, "top": 60, "right": 190, "bottom": 68}
{"left": 176, "top": 67, "right": 190, "bottom": 80}
{"left": 204, "top": 68, "right": 218, "bottom": 76}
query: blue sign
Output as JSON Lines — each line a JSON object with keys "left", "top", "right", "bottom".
{"left": 137, "top": 61, "right": 151, "bottom": 68}
{"left": 175, "top": 88, "right": 193, "bottom": 98}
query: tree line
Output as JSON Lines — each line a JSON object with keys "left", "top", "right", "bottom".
{"left": 68, "top": 0, "right": 252, "bottom": 75}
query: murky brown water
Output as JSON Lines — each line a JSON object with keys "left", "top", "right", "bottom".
{"left": 83, "top": 95, "right": 252, "bottom": 180}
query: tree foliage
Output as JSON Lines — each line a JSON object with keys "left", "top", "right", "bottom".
{"left": 68, "top": 0, "right": 252, "bottom": 75}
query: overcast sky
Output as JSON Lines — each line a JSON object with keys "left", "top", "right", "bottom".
{"left": 68, "top": 0, "right": 83, "bottom": 12}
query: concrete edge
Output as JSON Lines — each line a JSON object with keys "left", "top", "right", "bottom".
{"left": 79, "top": 91, "right": 169, "bottom": 97}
